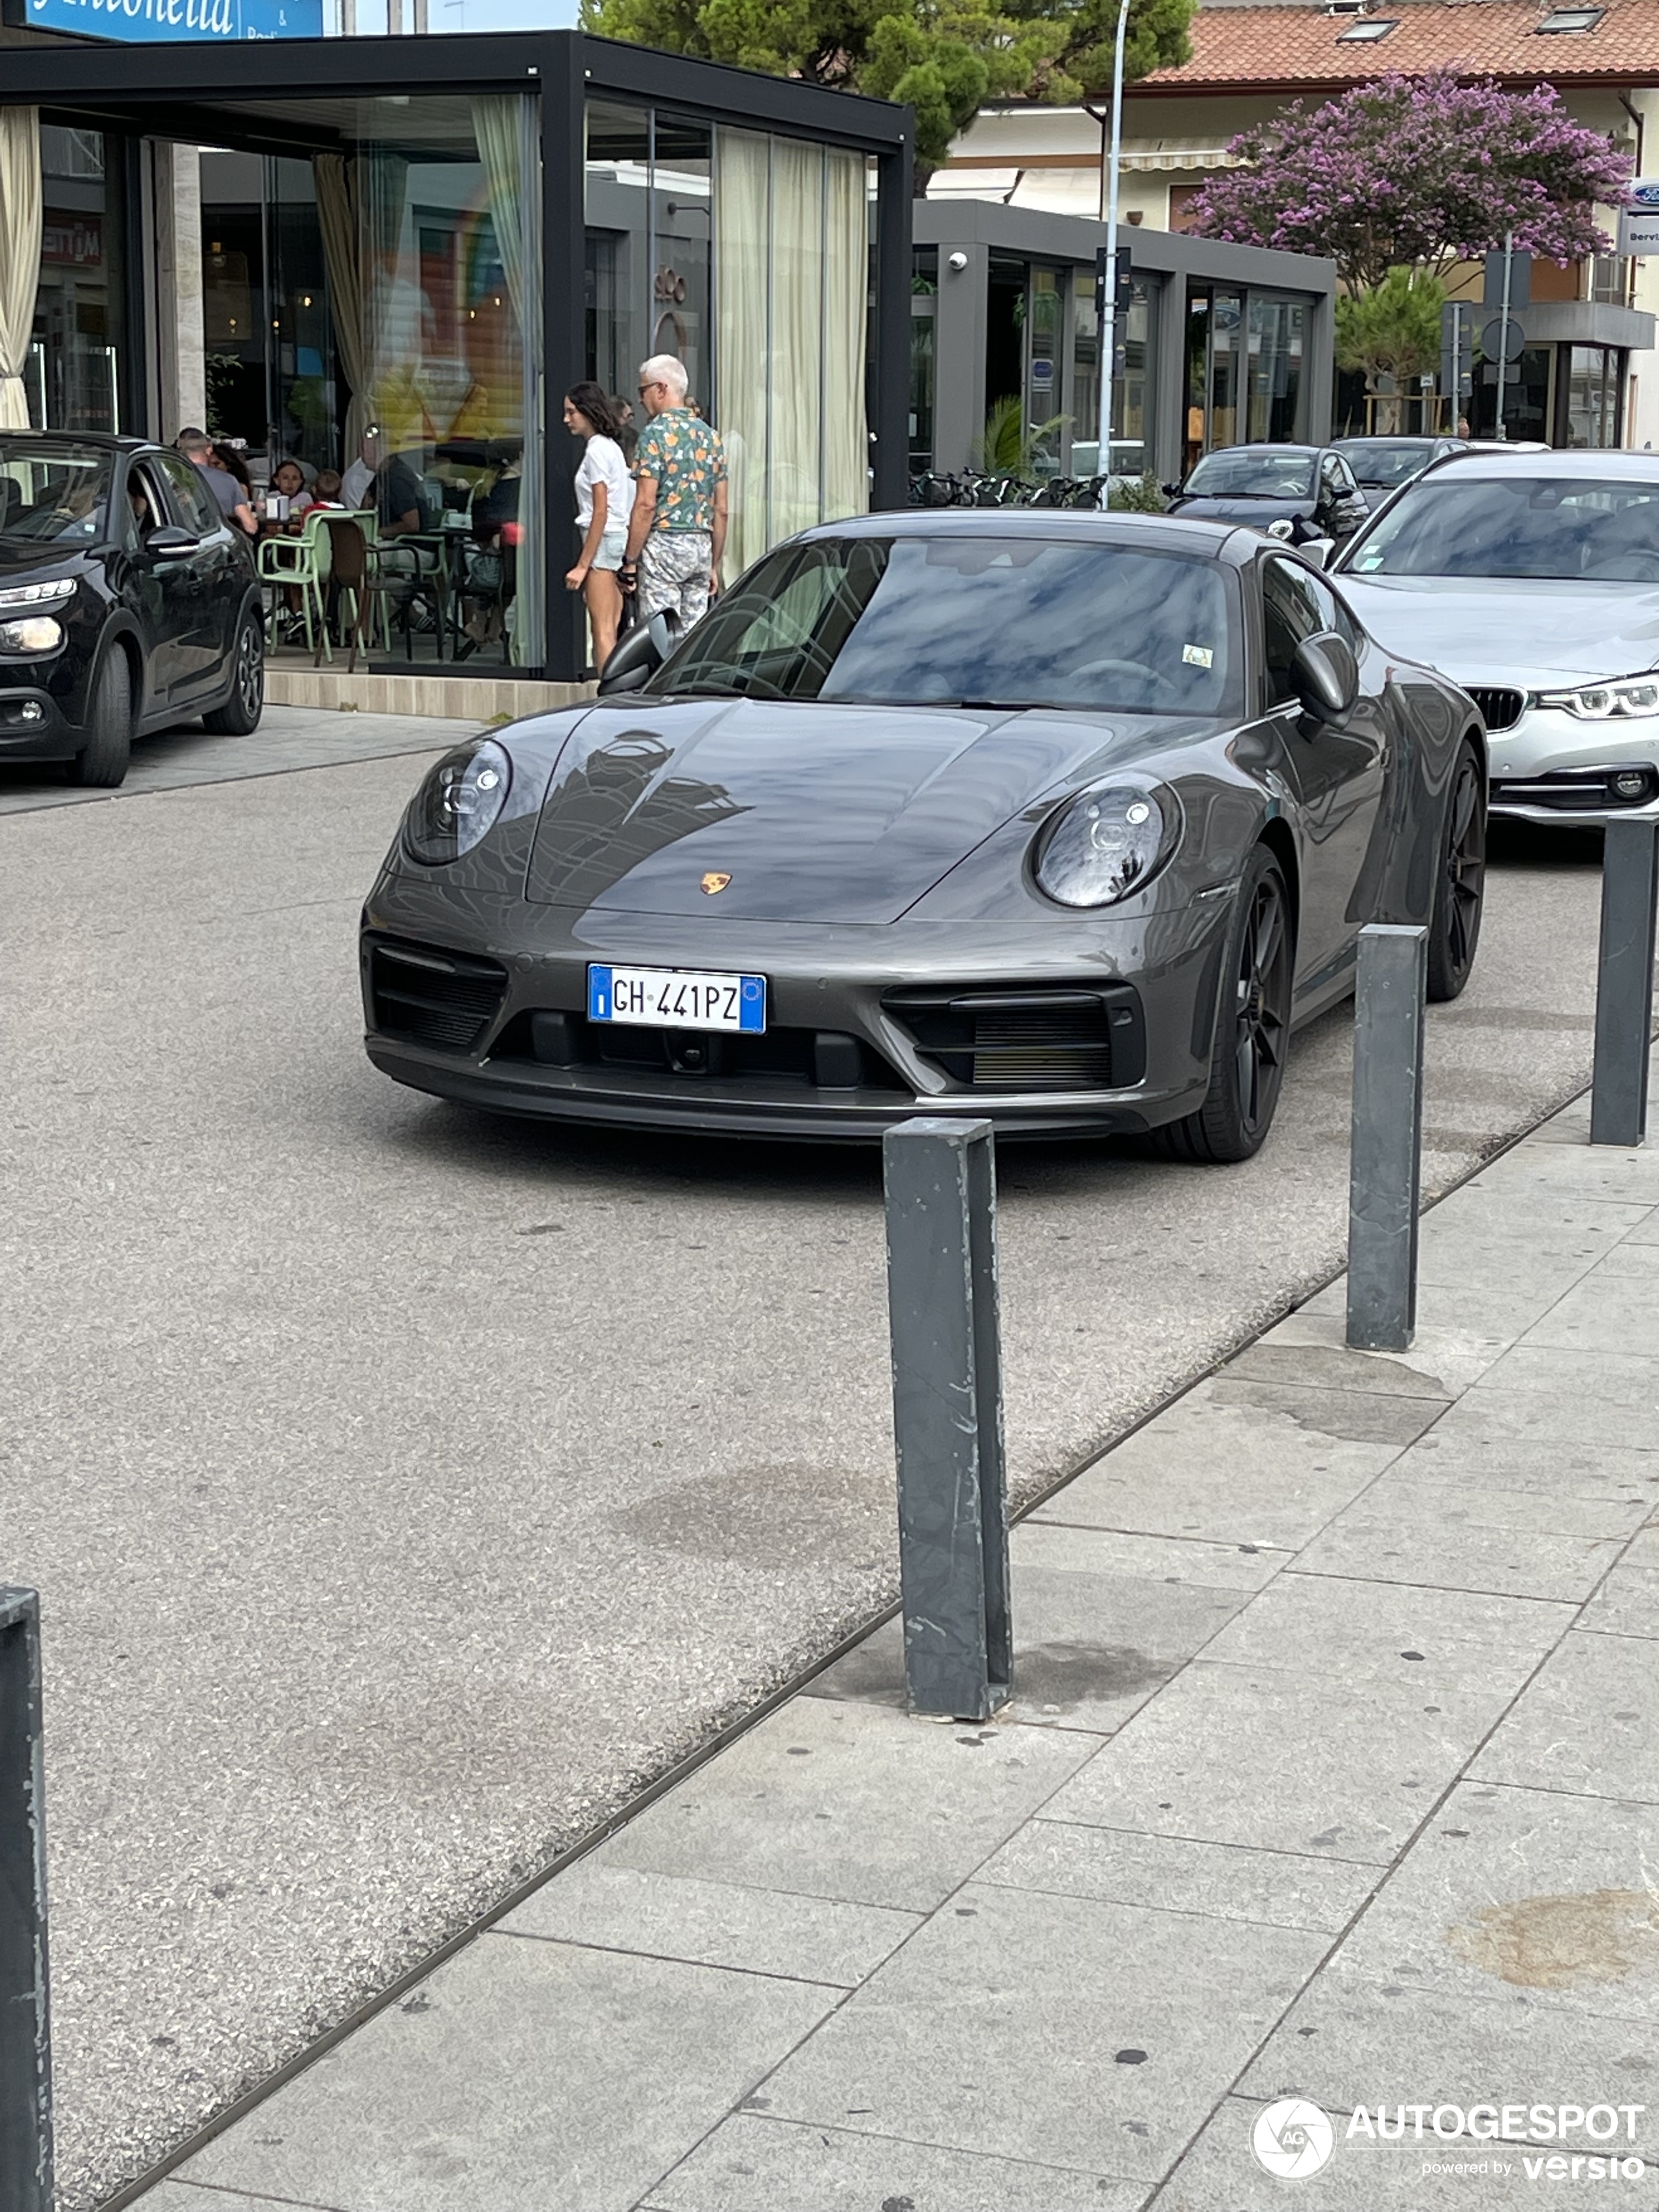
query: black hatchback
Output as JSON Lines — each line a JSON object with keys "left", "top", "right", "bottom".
{"left": 1166, "top": 444, "right": 1371, "bottom": 549}
{"left": 0, "top": 432, "right": 265, "bottom": 787}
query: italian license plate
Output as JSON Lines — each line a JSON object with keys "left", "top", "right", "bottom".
{"left": 587, "top": 963, "right": 767, "bottom": 1034}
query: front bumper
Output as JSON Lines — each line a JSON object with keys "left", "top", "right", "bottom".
{"left": 359, "top": 873, "right": 1231, "bottom": 1142}
{"left": 0, "top": 684, "right": 71, "bottom": 759}
{"left": 1482, "top": 703, "right": 1659, "bottom": 824}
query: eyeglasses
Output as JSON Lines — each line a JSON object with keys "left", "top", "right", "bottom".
{"left": 637, "top": 381, "right": 661, "bottom": 397}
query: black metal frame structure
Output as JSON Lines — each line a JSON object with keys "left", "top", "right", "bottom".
{"left": 0, "top": 30, "right": 914, "bottom": 682}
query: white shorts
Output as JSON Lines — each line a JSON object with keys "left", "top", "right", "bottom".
{"left": 589, "top": 525, "right": 628, "bottom": 573}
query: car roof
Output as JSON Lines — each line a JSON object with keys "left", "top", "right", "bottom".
{"left": 0, "top": 430, "right": 149, "bottom": 452}
{"left": 1417, "top": 446, "right": 1659, "bottom": 483}
{"left": 1191, "top": 443, "right": 1324, "bottom": 458}
{"left": 797, "top": 508, "right": 1266, "bottom": 564}
{"left": 1334, "top": 434, "right": 1445, "bottom": 447}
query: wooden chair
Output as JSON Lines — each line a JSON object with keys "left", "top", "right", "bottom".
{"left": 317, "top": 517, "right": 397, "bottom": 671}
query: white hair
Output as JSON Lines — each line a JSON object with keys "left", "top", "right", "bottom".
{"left": 640, "top": 353, "right": 690, "bottom": 402}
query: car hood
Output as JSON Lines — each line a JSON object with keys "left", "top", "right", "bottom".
{"left": 1334, "top": 574, "right": 1659, "bottom": 686}
{"left": 1169, "top": 494, "right": 1313, "bottom": 527}
{"left": 523, "top": 697, "right": 1177, "bottom": 922}
{"left": 0, "top": 541, "right": 95, "bottom": 586}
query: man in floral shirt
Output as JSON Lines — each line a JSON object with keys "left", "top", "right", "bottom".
{"left": 622, "top": 353, "right": 728, "bottom": 627}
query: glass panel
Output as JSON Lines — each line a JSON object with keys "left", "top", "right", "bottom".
{"left": 35, "top": 126, "right": 127, "bottom": 434}
{"left": 1069, "top": 270, "right": 1100, "bottom": 476}
{"left": 1110, "top": 275, "right": 1153, "bottom": 481}
{"left": 652, "top": 116, "right": 713, "bottom": 414}
{"left": 586, "top": 103, "right": 652, "bottom": 428}
{"left": 1209, "top": 289, "right": 1242, "bottom": 451}
{"left": 1027, "top": 265, "right": 1061, "bottom": 478}
{"left": 910, "top": 246, "right": 937, "bottom": 475}
{"left": 1565, "top": 344, "right": 1620, "bottom": 447}
{"left": 1246, "top": 295, "right": 1305, "bottom": 444}
{"left": 207, "top": 92, "right": 542, "bottom": 669}
{"left": 1184, "top": 287, "right": 1210, "bottom": 475}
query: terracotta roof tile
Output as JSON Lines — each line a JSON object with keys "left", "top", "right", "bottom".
{"left": 1142, "top": 0, "right": 1659, "bottom": 90}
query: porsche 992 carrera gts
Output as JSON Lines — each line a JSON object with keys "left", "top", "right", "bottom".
{"left": 361, "top": 512, "right": 1485, "bottom": 1159}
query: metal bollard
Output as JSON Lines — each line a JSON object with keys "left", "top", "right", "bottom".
{"left": 882, "top": 1117, "right": 1012, "bottom": 1721}
{"left": 0, "top": 1587, "right": 52, "bottom": 2212}
{"left": 1347, "top": 925, "right": 1428, "bottom": 1354}
{"left": 1590, "top": 818, "right": 1659, "bottom": 1147}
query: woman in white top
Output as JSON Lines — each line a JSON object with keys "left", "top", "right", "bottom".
{"left": 562, "top": 382, "right": 636, "bottom": 673}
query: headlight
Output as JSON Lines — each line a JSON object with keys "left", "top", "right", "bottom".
{"left": 1536, "top": 675, "right": 1659, "bottom": 720}
{"left": 0, "top": 616, "right": 62, "bottom": 654}
{"left": 403, "top": 738, "right": 512, "bottom": 865}
{"left": 1035, "top": 784, "right": 1179, "bottom": 908}
{"left": 0, "top": 578, "right": 75, "bottom": 611}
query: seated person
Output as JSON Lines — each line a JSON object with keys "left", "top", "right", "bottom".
{"left": 265, "top": 457, "right": 306, "bottom": 521}
{"left": 295, "top": 468, "right": 344, "bottom": 516}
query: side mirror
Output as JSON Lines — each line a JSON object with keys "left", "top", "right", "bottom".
{"left": 1298, "top": 537, "right": 1336, "bottom": 571}
{"left": 1162, "top": 482, "right": 1182, "bottom": 500}
{"left": 145, "top": 525, "right": 197, "bottom": 560}
{"left": 596, "top": 610, "right": 678, "bottom": 695}
{"left": 1293, "top": 632, "right": 1359, "bottom": 723}
{"left": 1266, "top": 517, "right": 1296, "bottom": 542}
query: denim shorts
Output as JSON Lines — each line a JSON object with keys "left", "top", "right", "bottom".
{"left": 590, "top": 525, "right": 628, "bottom": 572}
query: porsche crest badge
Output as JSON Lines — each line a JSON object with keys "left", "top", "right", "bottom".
{"left": 700, "top": 872, "right": 732, "bottom": 895}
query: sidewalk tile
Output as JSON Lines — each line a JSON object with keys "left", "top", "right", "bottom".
{"left": 496, "top": 1863, "right": 919, "bottom": 1988}
{"left": 1203, "top": 1378, "right": 1445, "bottom": 1447}
{"left": 136, "top": 2190, "right": 344, "bottom": 2211}
{"left": 1581, "top": 1528, "right": 1659, "bottom": 1639}
{"left": 1328, "top": 1782, "right": 1659, "bottom": 2028}
{"left": 172, "top": 1932, "right": 836, "bottom": 2212}
{"left": 978, "top": 1818, "right": 1377, "bottom": 1933}
{"left": 760, "top": 1881, "right": 1325, "bottom": 2181}
{"left": 1027, "top": 1383, "right": 1410, "bottom": 1550}
{"left": 1471, "top": 1631, "right": 1659, "bottom": 1804}
{"left": 597, "top": 1697, "right": 1093, "bottom": 1914}
{"left": 1293, "top": 1505, "right": 1622, "bottom": 1603}
{"left": 1469, "top": 1147, "right": 1659, "bottom": 1202}
{"left": 1420, "top": 1187, "right": 1651, "bottom": 1246}
{"left": 1237, "top": 1955, "right": 1659, "bottom": 2113}
{"left": 1522, "top": 1270, "right": 1659, "bottom": 1355}
{"left": 1598, "top": 1240, "right": 1659, "bottom": 1275}
{"left": 1199, "top": 1571, "right": 1571, "bottom": 1697}
{"left": 647, "top": 2112, "right": 1146, "bottom": 2211}
{"left": 1008, "top": 1520, "right": 1293, "bottom": 1592}
{"left": 1040, "top": 1662, "right": 1504, "bottom": 1862}
{"left": 1297, "top": 1277, "right": 1572, "bottom": 1340}
{"left": 1227, "top": 1339, "right": 1457, "bottom": 1402}
{"left": 1160, "top": 2096, "right": 1562, "bottom": 2208}
{"left": 1252, "top": 1311, "right": 1508, "bottom": 1396}
{"left": 1423, "top": 1387, "right": 1659, "bottom": 1455}
{"left": 1389, "top": 1432, "right": 1659, "bottom": 1514}
{"left": 1475, "top": 1343, "right": 1659, "bottom": 1411}
{"left": 807, "top": 1555, "right": 1244, "bottom": 1737}
{"left": 1620, "top": 1209, "right": 1659, "bottom": 1245}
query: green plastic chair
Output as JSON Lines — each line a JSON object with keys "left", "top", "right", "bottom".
{"left": 257, "top": 510, "right": 334, "bottom": 661}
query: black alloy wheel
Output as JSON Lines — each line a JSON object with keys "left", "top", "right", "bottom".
{"left": 1426, "top": 743, "right": 1486, "bottom": 1003}
{"left": 1153, "top": 845, "right": 1295, "bottom": 1164}
{"left": 202, "top": 611, "right": 265, "bottom": 737}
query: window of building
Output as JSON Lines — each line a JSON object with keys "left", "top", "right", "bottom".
{"left": 1336, "top": 17, "right": 1397, "bottom": 39}
{"left": 1537, "top": 7, "right": 1602, "bottom": 28}
{"left": 909, "top": 248, "right": 937, "bottom": 473}
{"left": 1246, "top": 295, "right": 1307, "bottom": 443}
{"left": 1564, "top": 345, "right": 1622, "bottom": 446}
{"left": 32, "top": 125, "right": 128, "bottom": 435}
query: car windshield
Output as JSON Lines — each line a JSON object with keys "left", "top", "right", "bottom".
{"left": 1335, "top": 441, "right": 1436, "bottom": 489}
{"left": 1344, "top": 476, "right": 1659, "bottom": 582}
{"left": 649, "top": 536, "right": 1239, "bottom": 716}
{"left": 1184, "top": 451, "right": 1315, "bottom": 498}
{"left": 0, "top": 439, "right": 112, "bottom": 546}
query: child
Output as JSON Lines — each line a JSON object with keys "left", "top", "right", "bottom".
{"left": 295, "top": 469, "right": 344, "bottom": 515}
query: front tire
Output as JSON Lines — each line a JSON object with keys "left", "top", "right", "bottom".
{"left": 1426, "top": 742, "right": 1485, "bottom": 1003}
{"left": 63, "top": 652, "right": 133, "bottom": 788}
{"left": 1153, "top": 846, "right": 1294, "bottom": 1164}
{"left": 202, "top": 610, "right": 264, "bottom": 737}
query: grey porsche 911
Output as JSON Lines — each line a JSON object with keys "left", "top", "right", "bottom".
{"left": 360, "top": 512, "right": 1485, "bottom": 1159}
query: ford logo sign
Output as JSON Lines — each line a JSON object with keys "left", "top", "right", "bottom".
{"left": 1631, "top": 180, "right": 1659, "bottom": 205}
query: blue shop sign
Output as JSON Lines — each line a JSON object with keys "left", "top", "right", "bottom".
{"left": 19, "top": 0, "right": 322, "bottom": 37}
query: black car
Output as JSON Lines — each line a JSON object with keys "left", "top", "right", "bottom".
{"left": 361, "top": 512, "right": 1485, "bottom": 1157}
{"left": 1167, "top": 444, "right": 1370, "bottom": 549}
{"left": 1333, "top": 435, "right": 1469, "bottom": 512}
{"left": 0, "top": 431, "right": 265, "bottom": 787}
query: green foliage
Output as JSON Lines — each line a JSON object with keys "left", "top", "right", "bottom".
{"left": 1335, "top": 268, "right": 1446, "bottom": 387}
{"left": 1107, "top": 472, "right": 1167, "bottom": 512}
{"left": 972, "top": 393, "right": 1065, "bottom": 474}
{"left": 582, "top": 0, "right": 1193, "bottom": 173}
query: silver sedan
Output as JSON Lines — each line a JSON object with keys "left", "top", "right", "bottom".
{"left": 1333, "top": 449, "right": 1659, "bottom": 824}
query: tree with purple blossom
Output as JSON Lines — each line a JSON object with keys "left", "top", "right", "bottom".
{"left": 1187, "top": 71, "right": 1632, "bottom": 294}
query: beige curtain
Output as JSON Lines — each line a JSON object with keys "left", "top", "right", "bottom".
{"left": 822, "top": 150, "right": 869, "bottom": 523}
{"left": 768, "top": 140, "right": 825, "bottom": 550}
{"left": 312, "top": 155, "right": 371, "bottom": 455}
{"left": 469, "top": 96, "right": 538, "bottom": 340}
{"left": 0, "top": 110, "right": 42, "bottom": 430}
{"left": 714, "top": 129, "right": 771, "bottom": 580}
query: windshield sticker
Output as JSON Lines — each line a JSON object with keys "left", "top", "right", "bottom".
{"left": 1183, "top": 644, "right": 1214, "bottom": 668}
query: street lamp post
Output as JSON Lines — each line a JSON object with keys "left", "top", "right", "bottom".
{"left": 1095, "top": 0, "right": 1132, "bottom": 479}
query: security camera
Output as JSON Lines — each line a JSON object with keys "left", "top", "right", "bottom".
{"left": 946, "top": 251, "right": 969, "bottom": 272}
